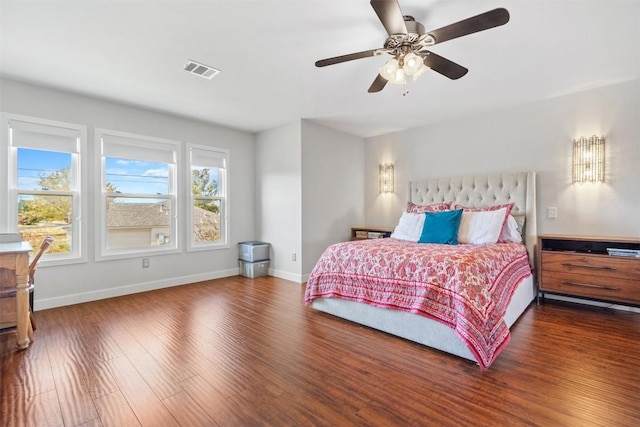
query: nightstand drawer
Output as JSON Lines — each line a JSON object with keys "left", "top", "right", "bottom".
{"left": 540, "top": 270, "right": 640, "bottom": 303}
{"left": 538, "top": 235, "right": 640, "bottom": 306}
{"left": 541, "top": 252, "right": 640, "bottom": 281}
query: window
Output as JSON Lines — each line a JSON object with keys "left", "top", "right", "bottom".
{"left": 188, "top": 144, "right": 228, "bottom": 250}
{"left": 97, "top": 129, "right": 180, "bottom": 259}
{"left": 2, "top": 114, "right": 86, "bottom": 263}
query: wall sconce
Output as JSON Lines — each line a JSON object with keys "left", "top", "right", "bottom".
{"left": 379, "top": 163, "right": 395, "bottom": 194}
{"left": 572, "top": 135, "right": 605, "bottom": 183}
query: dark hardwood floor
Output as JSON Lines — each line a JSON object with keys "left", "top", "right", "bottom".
{"left": 1, "top": 276, "right": 639, "bottom": 426}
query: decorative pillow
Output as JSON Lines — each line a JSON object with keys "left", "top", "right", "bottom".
{"left": 418, "top": 209, "right": 463, "bottom": 245}
{"left": 407, "top": 201, "right": 450, "bottom": 214}
{"left": 500, "top": 215, "right": 523, "bottom": 243}
{"left": 391, "top": 212, "right": 425, "bottom": 242}
{"left": 454, "top": 203, "right": 514, "bottom": 242}
{"left": 513, "top": 214, "right": 525, "bottom": 235}
{"left": 458, "top": 207, "right": 508, "bottom": 245}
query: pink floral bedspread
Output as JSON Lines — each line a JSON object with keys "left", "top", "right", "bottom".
{"left": 304, "top": 238, "right": 532, "bottom": 370}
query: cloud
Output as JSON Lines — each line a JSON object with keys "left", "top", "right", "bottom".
{"left": 144, "top": 168, "right": 169, "bottom": 177}
{"left": 115, "top": 159, "right": 148, "bottom": 166}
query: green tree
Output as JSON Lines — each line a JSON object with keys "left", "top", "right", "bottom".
{"left": 192, "top": 168, "right": 220, "bottom": 241}
{"left": 39, "top": 168, "right": 70, "bottom": 190}
{"left": 19, "top": 168, "right": 72, "bottom": 225}
{"left": 18, "top": 196, "right": 71, "bottom": 225}
{"left": 192, "top": 168, "right": 217, "bottom": 196}
{"left": 192, "top": 168, "right": 219, "bottom": 213}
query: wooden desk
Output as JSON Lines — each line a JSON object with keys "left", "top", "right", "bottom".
{"left": 0, "top": 241, "right": 33, "bottom": 349}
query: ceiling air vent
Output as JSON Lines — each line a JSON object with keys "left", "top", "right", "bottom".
{"left": 184, "top": 60, "right": 220, "bottom": 79}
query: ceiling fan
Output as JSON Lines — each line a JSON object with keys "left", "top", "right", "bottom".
{"left": 315, "top": 0, "right": 510, "bottom": 93}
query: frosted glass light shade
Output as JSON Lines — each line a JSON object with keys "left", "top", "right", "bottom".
{"left": 379, "top": 58, "right": 399, "bottom": 80}
{"left": 379, "top": 59, "right": 407, "bottom": 85}
{"left": 380, "top": 54, "right": 429, "bottom": 85}
{"left": 403, "top": 52, "right": 424, "bottom": 76}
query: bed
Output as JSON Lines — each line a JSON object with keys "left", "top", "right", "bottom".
{"left": 305, "top": 171, "right": 537, "bottom": 370}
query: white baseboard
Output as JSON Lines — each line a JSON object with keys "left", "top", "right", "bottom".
{"left": 268, "top": 268, "right": 304, "bottom": 283}
{"left": 35, "top": 268, "right": 240, "bottom": 311}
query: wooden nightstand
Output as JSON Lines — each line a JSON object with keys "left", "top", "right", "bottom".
{"left": 537, "top": 234, "right": 640, "bottom": 306}
{"left": 350, "top": 226, "right": 394, "bottom": 241}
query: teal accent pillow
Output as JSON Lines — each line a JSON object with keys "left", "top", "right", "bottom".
{"left": 418, "top": 209, "right": 463, "bottom": 245}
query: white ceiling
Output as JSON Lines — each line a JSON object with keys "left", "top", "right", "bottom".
{"left": 1, "top": 0, "right": 639, "bottom": 138}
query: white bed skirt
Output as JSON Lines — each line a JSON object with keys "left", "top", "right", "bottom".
{"left": 310, "top": 274, "right": 535, "bottom": 362}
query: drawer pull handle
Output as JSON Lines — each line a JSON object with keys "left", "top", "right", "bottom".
{"left": 561, "top": 263, "right": 615, "bottom": 271}
{"left": 561, "top": 280, "right": 621, "bottom": 291}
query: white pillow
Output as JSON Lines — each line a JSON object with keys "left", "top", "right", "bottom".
{"left": 458, "top": 207, "right": 507, "bottom": 245}
{"left": 500, "top": 215, "right": 523, "bottom": 243}
{"left": 391, "top": 212, "right": 425, "bottom": 242}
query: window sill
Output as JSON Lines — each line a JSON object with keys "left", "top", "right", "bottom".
{"left": 95, "top": 246, "right": 180, "bottom": 262}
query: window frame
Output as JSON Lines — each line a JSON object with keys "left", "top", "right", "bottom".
{"left": 1, "top": 113, "right": 87, "bottom": 266}
{"left": 186, "top": 143, "right": 229, "bottom": 252}
{"left": 96, "top": 128, "right": 181, "bottom": 261}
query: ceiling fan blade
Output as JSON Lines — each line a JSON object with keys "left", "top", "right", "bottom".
{"left": 427, "top": 8, "right": 510, "bottom": 45}
{"left": 315, "top": 49, "right": 381, "bottom": 67}
{"left": 370, "top": 0, "right": 407, "bottom": 36}
{"left": 420, "top": 51, "right": 468, "bottom": 80}
{"left": 368, "top": 74, "right": 388, "bottom": 93}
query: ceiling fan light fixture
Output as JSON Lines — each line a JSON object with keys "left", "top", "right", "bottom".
{"left": 393, "top": 68, "right": 407, "bottom": 85}
{"left": 380, "top": 58, "right": 409, "bottom": 85}
{"left": 379, "top": 58, "right": 406, "bottom": 85}
{"left": 316, "top": 3, "right": 510, "bottom": 93}
{"left": 379, "top": 58, "right": 399, "bottom": 81}
{"left": 402, "top": 52, "right": 424, "bottom": 76}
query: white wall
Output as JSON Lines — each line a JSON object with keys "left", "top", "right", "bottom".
{"left": 1, "top": 78, "right": 256, "bottom": 309}
{"left": 256, "top": 120, "right": 365, "bottom": 282}
{"left": 301, "top": 120, "right": 365, "bottom": 278}
{"left": 256, "top": 121, "right": 303, "bottom": 281}
{"left": 365, "top": 79, "right": 640, "bottom": 239}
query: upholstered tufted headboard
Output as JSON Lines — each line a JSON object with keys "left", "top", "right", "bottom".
{"left": 409, "top": 171, "right": 537, "bottom": 267}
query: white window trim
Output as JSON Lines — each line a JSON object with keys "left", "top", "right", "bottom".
{"left": 1, "top": 112, "right": 87, "bottom": 266}
{"left": 186, "top": 143, "right": 229, "bottom": 252}
{"left": 95, "top": 128, "right": 181, "bottom": 261}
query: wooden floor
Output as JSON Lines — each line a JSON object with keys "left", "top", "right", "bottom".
{"left": 1, "top": 276, "right": 639, "bottom": 427}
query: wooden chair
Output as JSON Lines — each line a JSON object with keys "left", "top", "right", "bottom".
{"left": 27, "top": 236, "right": 54, "bottom": 331}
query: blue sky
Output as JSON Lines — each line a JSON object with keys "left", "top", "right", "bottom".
{"left": 105, "top": 157, "right": 169, "bottom": 194}
{"left": 18, "top": 148, "right": 218, "bottom": 194}
{"left": 17, "top": 148, "right": 70, "bottom": 190}
{"left": 17, "top": 148, "right": 169, "bottom": 193}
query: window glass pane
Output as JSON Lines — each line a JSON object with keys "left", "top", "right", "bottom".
{"left": 17, "top": 148, "right": 72, "bottom": 190}
{"left": 18, "top": 194, "right": 72, "bottom": 254}
{"left": 193, "top": 199, "right": 221, "bottom": 243}
{"left": 106, "top": 197, "right": 171, "bottom": 249}
{"left": 191, "top": 167, "right": 219, "bottom": 197}
{"left": 105, "top": 157, "right": 169, "bottom": 194}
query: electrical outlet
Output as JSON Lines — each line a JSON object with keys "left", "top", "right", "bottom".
{"left": 291, "top": 252, "right": 296, "bottom": 261}
{"left": 142, "top": 258, "right": 150, "bottom": 268}
{"left": 547, "top": 207, "right": 558, "bottom": 219}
